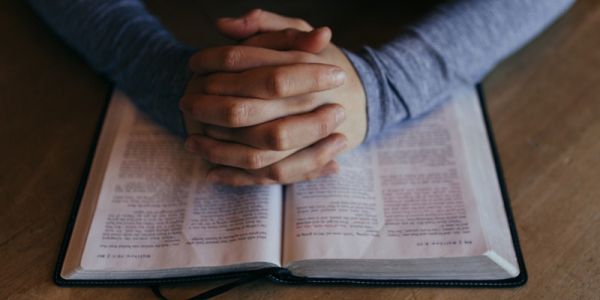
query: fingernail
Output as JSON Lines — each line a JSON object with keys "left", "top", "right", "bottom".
{"left": 330, "top": 68, "right": 346, "bottom": 85}
{"left": 334, "top": 106, "right": 346, "bottom": 124}
{"left": 184, "top": 139, "right": 195, "bottom": 152}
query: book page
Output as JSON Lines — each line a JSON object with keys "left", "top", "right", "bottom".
{"left": 283, "top": 91, "right": 488, "bottom": 265}
{"left": 68, "top": 92, "right": 282, "bottom": 276}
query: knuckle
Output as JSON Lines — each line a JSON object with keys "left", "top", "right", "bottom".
{"left": 248, "top": 8, "right": 262, "bottom": 20}
{"left": 222, "top": 47, "right": 243, "bottom": 70}
{"left": 283, "top": 28, "right": 297, "bottom": 41}
{"left": 223, "top": 102, "right": 248, "bottom": 127}
{"left": 202, "top": 77, "right": 220, "bottom": 95}
{"left": 290, "top": 93, "right": 320, "bottom": 113}
{"left": 242, "top": 9, "right": 262, "bottom": 31}
{"left": 318, "top": 120, "right": 333, "bottom": 137}
{"left": 268, "top": 126, "right": 290, "bottom": 150}
{"left": 243, "top": 151, "right": 264, "bottom": 169}
{"left": 267, "top": 70, "right": 290, "bottom": 98}
{"left": 283, "top": 28, "right": 296, "bottom": 36}
{"left": 292, "top": 18, "right": 312, "bottom": 31}
{"left": 314, "top": 147, "right": 331, "bottom": 167}
{"left": 205, "top": 148, "right": 222, "bottom": 164}
{"left": 317, "top": 114, "right": 336, "bottom": 138}
{"left": 191, "top": 101, "right": 205, "bottom": 120}
{"left": 267, "top": 165, "right": 286, "bottom": 182}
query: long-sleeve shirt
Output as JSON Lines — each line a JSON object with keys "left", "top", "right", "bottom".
{"left": 27, "top": 0, "right": 574, "bottom": 142}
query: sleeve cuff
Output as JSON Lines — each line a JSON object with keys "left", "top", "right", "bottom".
{"left": 342, "top": 48, "right": 409, "bottom": 143}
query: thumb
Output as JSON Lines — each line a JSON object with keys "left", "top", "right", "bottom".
{"left": 216, "top": 9, "right": 313, "bottom": 39}
{"left": 242, "top": 27, "right": 332, "bottom": 53}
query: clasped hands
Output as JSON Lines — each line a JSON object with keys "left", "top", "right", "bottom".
{"left": 180, "top": 9, "right": 367, "bottom": 186}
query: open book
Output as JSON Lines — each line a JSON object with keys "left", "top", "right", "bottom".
{"left": 55, "top": 87, "right": 526, "bottom": 287}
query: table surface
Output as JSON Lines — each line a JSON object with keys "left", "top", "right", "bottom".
{"left": 1, "top": 1, "right": 598, "bottom": 299}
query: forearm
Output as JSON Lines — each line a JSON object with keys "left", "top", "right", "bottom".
{"left": 346, "top": 0, "right": 575, "bottom": 141}
{"left": 28, "top": 0, "right": 196, "bottom": 136}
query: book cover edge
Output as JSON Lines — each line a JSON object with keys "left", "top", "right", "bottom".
{"left": 53, "top": 84, "right": 528, "bottom": 288}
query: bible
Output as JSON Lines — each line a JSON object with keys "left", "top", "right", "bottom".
{"left": 55, "top": 86, "right": 526, "bottom": 287}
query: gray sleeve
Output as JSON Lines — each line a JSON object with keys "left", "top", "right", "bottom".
{"left": 28, "top": 1, "right": 574, "bottom": 141}
{"left": 344, "top": 0, "right": 574, "bottom": 142}
{"left": 27, "top": 0, "right": 196, "bottom": 137}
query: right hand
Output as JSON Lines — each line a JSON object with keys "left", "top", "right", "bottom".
{"left": 180, "top": 10, "right": 367, "bottom": 185}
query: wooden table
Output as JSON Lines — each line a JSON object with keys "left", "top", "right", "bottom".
{"left": 1, "top": 1, "right": 598, "bottom": 299}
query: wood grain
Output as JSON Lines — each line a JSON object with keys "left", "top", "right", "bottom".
{"left": 1, "top": 1, "right": 598, "bottom": 299}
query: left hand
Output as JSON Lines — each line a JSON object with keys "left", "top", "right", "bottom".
{"left": 181, "top": 9, "right": 367, "bottom": 185}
